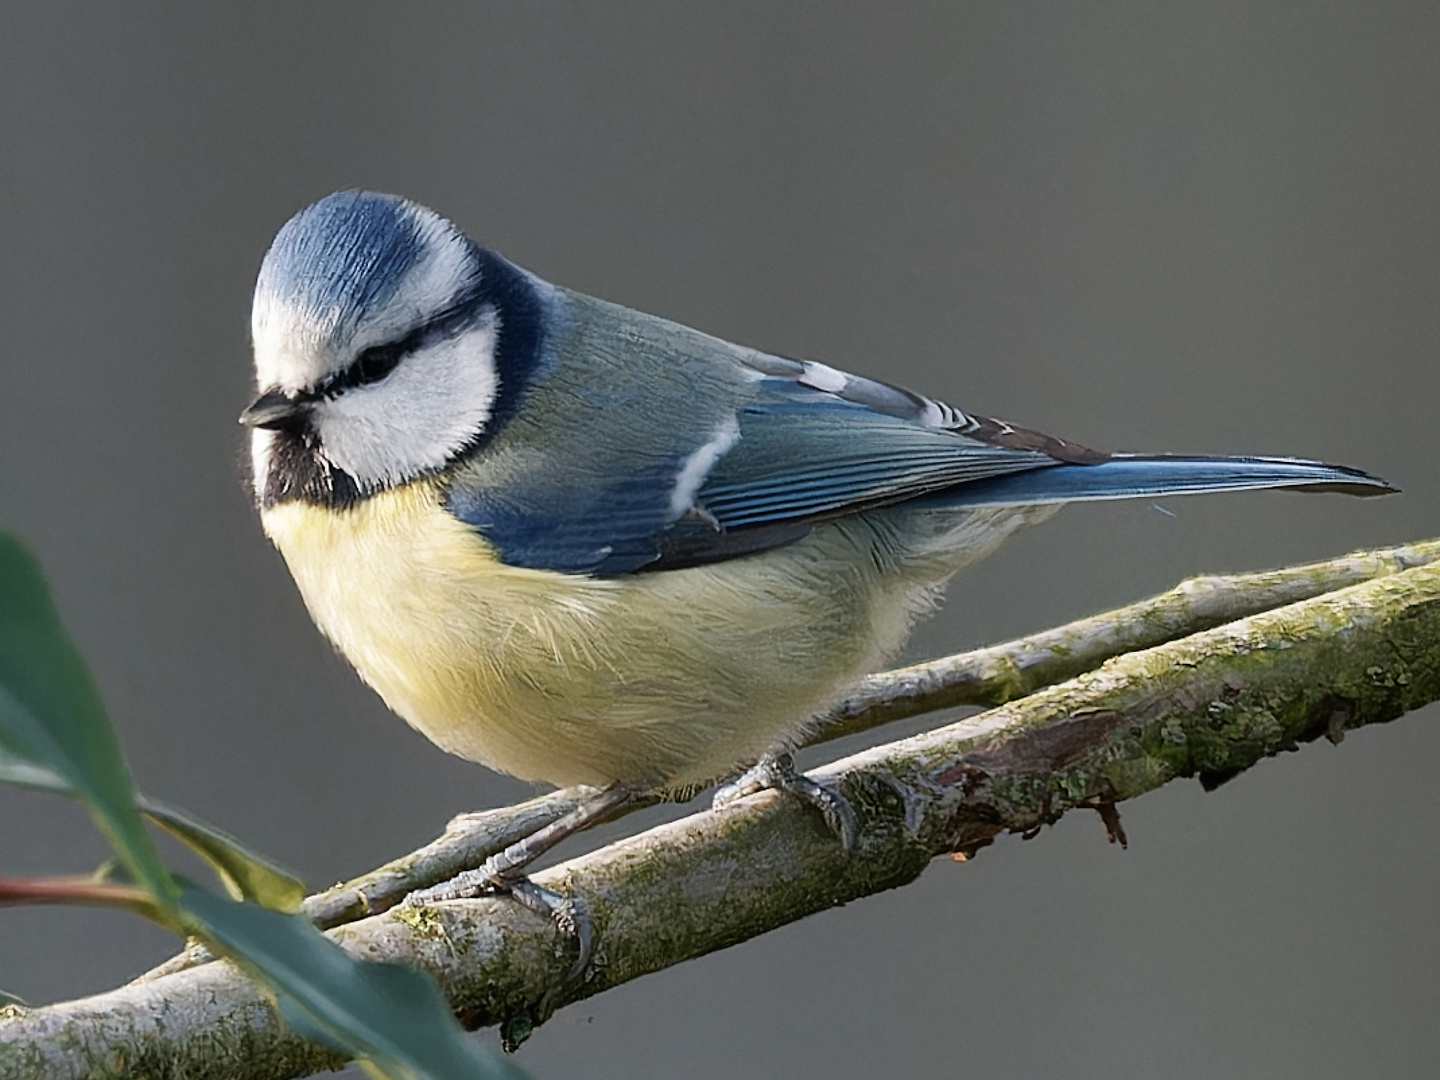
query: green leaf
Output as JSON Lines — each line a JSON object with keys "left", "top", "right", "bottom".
{"left": 178, "top": 886, "right": 527, "bottom": 1080}
{"left": 139, "top": 795, "right": 306, "bottom": 911}
{"left": 0, "top": 738, "right": 303, "bottom": 911}
{"left": 0, "top": 750, "right": 70, "bottom": 795}
{"left": 0, "top": 533, "right": 174, "bottom": 903}
{"left": 0, "top": 988, "right": 26, "bottom": 1008}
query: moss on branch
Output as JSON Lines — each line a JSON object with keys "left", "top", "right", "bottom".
{"left": 4, "top": 545, "right": 1438, "bottom": 1080}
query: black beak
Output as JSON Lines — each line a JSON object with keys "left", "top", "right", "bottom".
{"left": 240, "top": 387, "right": 311, "bottom": 430}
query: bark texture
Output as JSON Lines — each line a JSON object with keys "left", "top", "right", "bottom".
{"left": 3, "top": 547, "right": 1438, "bottom": 1080}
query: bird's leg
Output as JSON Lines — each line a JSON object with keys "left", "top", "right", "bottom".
{"left": 478, "top": 781, "right": 638, "bottom": 884}
{"left": 712, "top": 751, "right": 859, "bottom": 851}
{"left": 403, "top": 781, "right": 638, "bottom": 981}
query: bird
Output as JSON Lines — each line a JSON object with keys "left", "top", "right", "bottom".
{"left": 242, "top": 190, "right": 1393, "bottom": 914}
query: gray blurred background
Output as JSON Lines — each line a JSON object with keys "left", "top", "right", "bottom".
{"left": 2, "top": 3, "right": 1437, "bottom": 1077}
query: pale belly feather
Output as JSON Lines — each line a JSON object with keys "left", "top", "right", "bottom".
{"left": 261, "top": 479, "right": 1038, "bottom": 790}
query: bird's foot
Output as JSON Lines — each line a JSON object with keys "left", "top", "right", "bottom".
{"left": 405, "top": 867, "right": 588, "bottom": 1051}
{"left": 402, "top": 782, "right": 636, "bottom": 985}
{"left": 712, "top": 751, "right": 859, "bottom": 851}
{"left": 403, "top": 864, "right": 594, "bottom": 985}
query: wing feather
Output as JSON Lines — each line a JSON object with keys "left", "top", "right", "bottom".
{"left": 442, "top": 307, "right": 1391, "bottom": 576}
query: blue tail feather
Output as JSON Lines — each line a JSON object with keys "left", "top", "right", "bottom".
{"left": 929, "top": 455, "right": 1396, "bottom": 509}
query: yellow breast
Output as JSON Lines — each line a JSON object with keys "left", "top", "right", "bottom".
{"left": 261, "top": 479, "right": 926, "bottom": 790}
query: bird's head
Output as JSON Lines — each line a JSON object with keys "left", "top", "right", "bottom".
{"left": 243, "top": 191, "right": 543, "bottom": 508}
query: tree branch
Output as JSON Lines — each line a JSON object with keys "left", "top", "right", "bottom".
{"left": 90, "top": 536, "right": 1440, "bottom": 987}
{"left": 826, "top": 537, "right": 1440, "bottom": 734}
{"left": 4, "top": 543, "right": 1439, "bottom": 1080}
{"left": 291, "top": 537, "right": 1440, "bottom": 930}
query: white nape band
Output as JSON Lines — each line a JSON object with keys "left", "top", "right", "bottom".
{"left": 349, "top": 219, "right": 477, "bottom": 354}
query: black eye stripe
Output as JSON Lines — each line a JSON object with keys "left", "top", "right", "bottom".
{"left": 319, "top": 297, "right": 491, "bottom": 398}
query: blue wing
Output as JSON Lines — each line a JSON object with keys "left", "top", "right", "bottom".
{"left": 692, "top": 379, "right": 1056, "bottom": 530}
{"left": 664, "top": 377, "right": 1391, "bottom": 562}
{"left": 442, "top": 301, "right": 1393, "bottom": 577}
{"left": 444, "top": 348, "right": 1094, "bottom": 574}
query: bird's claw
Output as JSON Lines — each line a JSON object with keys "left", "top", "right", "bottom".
{"left": 403, "top": 870, "right": 594, "bottom": 985}
{"left": 713, "top": 751, "right": 859, "bottom": 851}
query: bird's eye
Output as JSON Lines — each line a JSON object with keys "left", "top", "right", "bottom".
{"left": 352, "top": 344, "right": 403, "bottom": 386}
{"left": 319, "top": 342, "right": 407, "bottom": 398}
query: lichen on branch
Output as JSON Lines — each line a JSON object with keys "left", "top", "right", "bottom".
{"left": 4, "top": 543, "right": 1439, "bottom": 1080}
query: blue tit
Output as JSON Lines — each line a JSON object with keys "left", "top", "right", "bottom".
{"left": 241, "top": 190, "right": 1393, "bottom": 829}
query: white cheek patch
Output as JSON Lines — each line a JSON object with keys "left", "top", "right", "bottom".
{"left": 317, "top": 319, "right": 500, "bottom": 489}
{"left": 669, "top": 417, "right": 741, "bottom": 517}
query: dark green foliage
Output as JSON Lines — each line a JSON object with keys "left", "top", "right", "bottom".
{"left": 0, "top": 531, "right": 525, "bottom": 1080}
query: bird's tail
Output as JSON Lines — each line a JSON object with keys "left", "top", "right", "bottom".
{"left": 929, "top": 454, "right": 1396, "bottom": 508}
